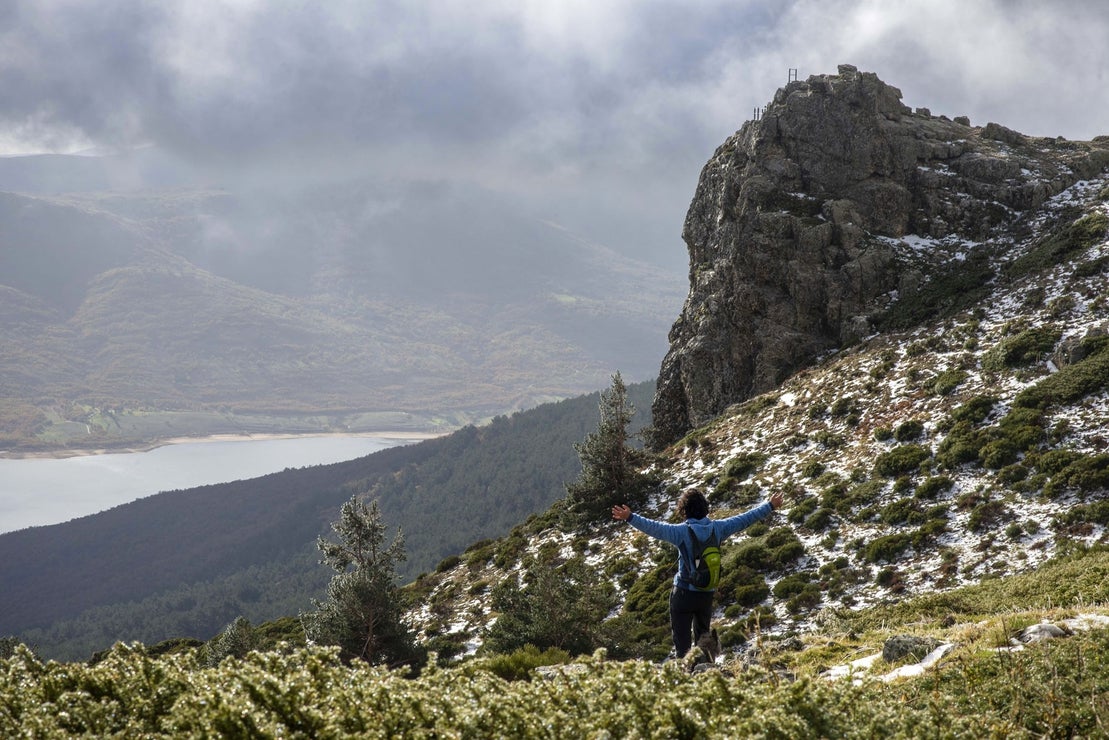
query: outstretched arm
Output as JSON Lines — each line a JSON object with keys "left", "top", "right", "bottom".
{"left": 716, "top": 490, "right": 787, "bottom": 539}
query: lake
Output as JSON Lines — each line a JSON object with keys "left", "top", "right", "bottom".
{"left": 0, "top": 434, "right": 418, "bottom": 534}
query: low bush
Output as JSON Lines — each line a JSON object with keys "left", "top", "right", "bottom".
{"left": 914, "top": 475, "right": 954, "bottom": 500}
{"left": 874, "top": 444, "right": 932, "bottom": 477}
{"left": 982, "top": 326, "right": 1061, "bottom": 372}
{"left": 863, "top": 533, "right": 913, "bottom": 564}
{"left": 1007, "top": 210, "right": 1109, "bottom": 277}
{"left": 894, "top": 419, "right": 925, "bottom": 442}
{"left": 724, "top": 452, "right": 766, "bottom": 480}
{"left": 479, "top": 645, "right": 572, "bottom": 681}
{"left": 1014, "top": 339, "right": 1109, "bottom": 410}
{"left": 931, "top": 369, "right": 967, "bottom": 395}
{"left": 968, "top": 500, "right": 1013, "bottom": 532}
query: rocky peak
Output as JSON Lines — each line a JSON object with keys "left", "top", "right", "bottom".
{"left": 651, "top": 64, "right": 1109, "bottom": 448}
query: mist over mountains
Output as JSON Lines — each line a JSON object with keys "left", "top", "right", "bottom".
{"left": 0, "top": 153, "right": 685, "bottom": 451}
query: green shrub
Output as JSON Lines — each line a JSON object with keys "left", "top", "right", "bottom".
{"left": 951, "top": 396, "right": 997, "bottom": 425}
{"left": 1074, "top": 254, "right": 1109, "bottom": 277}
{"left": 719, "top": 565, "right": 770, "bottom": 608}
{"left": 787, "top": 496, "right": 819, "bottom": 524}
{"left": 894, "top": 420, "right": 925, "bottom": 442}
{"left": 772, "top": 573, "right": 812, "bottom": 599}
{"left": 936, "top": 422, "right": 988, "bottom": 469}
{"left": 803, "top": 507, "right": 835, "bottom": 531}
{"left": 731, "top": 542, "right": 772, "bottom": 570}
{"left": 785, "top": 584, "right": 823, "bottom": 614}
{"left": 1056, "top": 500, "right": 1109, "bottom": 527}
{"left": 825, "top": 479, "right": 885, "bottom": 515}
{"left": 1045, "top": 453, "right": 1109, "bottom": 495}
{"left": 1034, "top": 449, "right": 1083, "bottom": 474}
{"left": 911, "top": 518, "right": 948, "bottom": 548}
{"left": 465, "top": 539, "right": 497, "bottom": 569}
{"left": 914, "top": 475, "right": 954, "bottom": 500}
{"left": 480, "top": 645, "right": 573, "bottom": 681}
{"left": 879, "top": 499, "right": 923, "bottom": 526}
{"left": 801, "top": 459, "right": 825, "bottom": 478}
{"left": 931, "top": 369, "right": 967, "bottom": 396}
{"left": 874, "top": 444, "right": 932, "bottom": 477}
{"left": 982, "top": 327, "right": 1061, "bottom": 372}
{"left": 968, "top": 500, "right": 1012, "bottom": 532}
{"left": 436, "top": 555, "right": 462, "bottom": 573}
{"left": 813, "top": 431, "right": 845, "bottom": 448}
{"left": 771, "top": 540, "right": 806, "bottom": 567}
{"left": 864, "top": 533, "right": 913, "bottom": 563}
{"left": 1007, "top": 210, "right": 1109, "bottom": 277}
{"left": 1014, "top": 340, "right": 1109, "bottom": 410}
{"left": 724, "top": 452, "right": 766, "bottom": 480}
{"left": 879, "top": 249, "right": 995, "bottom": 329}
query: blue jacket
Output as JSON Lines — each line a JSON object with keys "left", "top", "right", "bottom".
{"left": 627, "top": 501, "right": 773, "bottom": 592}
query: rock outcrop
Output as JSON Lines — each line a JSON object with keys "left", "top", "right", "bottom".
{"left": 651, "top": 64, "right": 1109, "bottom": 447}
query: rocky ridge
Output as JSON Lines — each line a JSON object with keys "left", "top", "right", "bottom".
{"left": 652, "top": 64, "right": 1109, "bottom": 447}
{"left": 405, "top": 69, "right": 1109, "bottom": 665}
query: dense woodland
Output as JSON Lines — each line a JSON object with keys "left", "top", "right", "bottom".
{"left": 2, "top": 380, "right": 655, "bottom": 660}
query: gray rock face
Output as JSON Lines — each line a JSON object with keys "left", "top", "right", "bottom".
{"left": 651, "top": 64, "right": 1109, "bottom": 447}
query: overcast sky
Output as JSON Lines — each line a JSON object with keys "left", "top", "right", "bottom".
{"left": 2, "top": 0, "right": 1106, "bottom": 266}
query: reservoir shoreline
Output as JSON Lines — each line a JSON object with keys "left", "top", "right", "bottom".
{"left": 0, "top": 430, "right": 445, "bottom": 461}
{"left": 0, "top": 433, "right": 442, "bottom": 534}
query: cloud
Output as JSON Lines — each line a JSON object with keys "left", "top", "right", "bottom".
{"left": 1, "top": 1, "right": 1106, "bottom": 264}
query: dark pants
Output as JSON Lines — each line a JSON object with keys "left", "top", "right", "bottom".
{"left": 669, "top": 586, "right": 713, "bottom": 658}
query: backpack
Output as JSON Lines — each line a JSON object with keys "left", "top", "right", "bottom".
{"left": 686, "top": 525, "right": 721, "bottom": 591}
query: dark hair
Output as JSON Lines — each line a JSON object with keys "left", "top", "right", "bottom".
{"left": 677, "top": 490, "right": 709, "bottom": 520}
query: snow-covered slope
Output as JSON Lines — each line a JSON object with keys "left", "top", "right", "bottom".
{"left": 408, "top": 174, "right": 1109, "bottom": 659}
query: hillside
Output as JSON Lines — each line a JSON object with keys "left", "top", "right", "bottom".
{"left": 4, "top": 63, "right": 1104, "bottom": 683}
{"left": 0, "top": 180, "right": 683, "bottom": 453}
{"left": 0, "top": 381, "right": 656, "bottom": 660}
{"left": 403, "top": 70, "right": 1109, "bottom": 662}
{"left": 3, "top": 64, "right": 1109, "bottom": 739}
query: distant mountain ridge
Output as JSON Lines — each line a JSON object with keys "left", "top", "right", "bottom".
{"left": 0, "top": 179, "right": 684, "bottom": 451}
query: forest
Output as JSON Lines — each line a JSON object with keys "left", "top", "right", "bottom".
{"left": 2, "top": 380, "right": 656, "bottom": 660}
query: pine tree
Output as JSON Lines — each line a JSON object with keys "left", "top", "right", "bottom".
{"left": 204, "top": 616, "right": 257, "bottom": 666}
{"left": 302, "top": 497, "right": 420, "bottom": 666}
{"left": 563, "top": 371, "right": 653, "bottom": 524}
{"left": 484, "top": 554, "right": 616, "bottom": 655}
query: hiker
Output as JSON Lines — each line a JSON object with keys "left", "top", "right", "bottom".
{"left": 611, "top": 489, "right": 784, "bottom": 658}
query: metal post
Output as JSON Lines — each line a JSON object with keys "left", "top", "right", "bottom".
{"left": 753, "top": 107, "right": 761, "bottom": 121}
{"left": 788, "top": 68, "right": 798, "bottom": 82}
